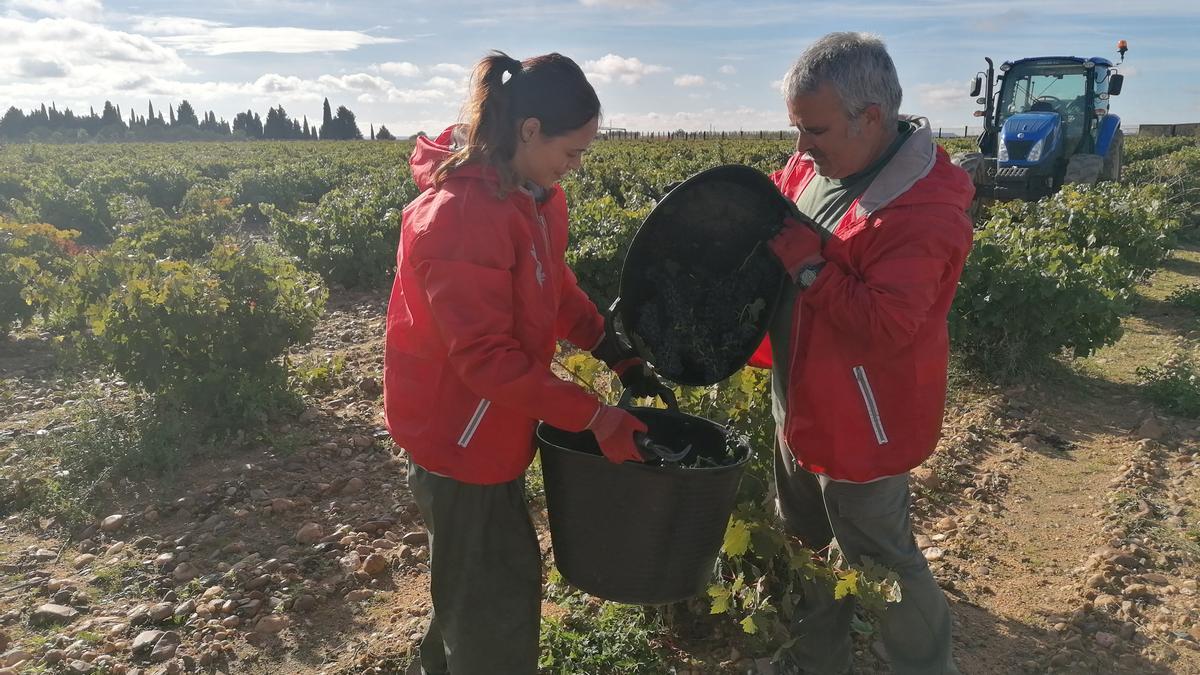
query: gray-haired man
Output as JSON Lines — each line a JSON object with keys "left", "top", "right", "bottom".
{"left": 758, "top": 32, "right": 974, "bottom": 675}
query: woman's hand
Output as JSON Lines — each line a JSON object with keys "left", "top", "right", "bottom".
{"left": 587, "top": 406, "right": 647, "bottom": 463}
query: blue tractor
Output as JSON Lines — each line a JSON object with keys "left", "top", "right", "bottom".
{"left": 954, "top": 51, "right": 1126, "bottom": 204}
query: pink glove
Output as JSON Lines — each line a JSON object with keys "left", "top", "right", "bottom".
{"left": 587, "top": 406, "right": 648, "bottom": 464}
{"left": 769, "top": 217, "right": 824, "bottom": 278}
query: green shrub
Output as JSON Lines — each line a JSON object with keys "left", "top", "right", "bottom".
{"left": 230, "top": 164, "right": 335, "bottom": 214}
{"left": 1043, "top": 183, "right": 1177, "bottom": 276}
{"left": 0, "top": 387, "right": 195, "bottom": 524}
{"left": 1168, "top": 284, "right": 1200, "bottom": 311}
{"left": 1124, "top": 147, "right": 1200, "bottom": 229}
{"left": 291, "top": 352, "right": 349, "bottom": 395}
{"left": 112, "top": 192, "right": 241, "bottom": 260}
{"left": 76, "top": 239, "right": 326, "bottom": 430}
{"left": 1124, "top": 135, "right": 1198, "bottom": 163}
{"left": 678, "top": 369, "right": 900, "bottom": 654}
{"left": 27, "top": 177, "right": 111, "bottom": 244}
{"left": 540, "top": 592, "right": 670, "bottom": 674}
{"left": 131, "top": 165, "right": 197, "bottom": 211}
{"left": 1137, "top": 355, "right": 1200, "bottom": 418}
{"left": 266, "top": 168, "right": 417, "bottom": 288}
{"left": 38, "top": 248, "right": 131, "bottom": 334}
{"left": 951, "top": 214, "right": 1131, "bottom": 377}
{"left": 0, "top": 219, "right": 78, "bottom": 336}
{"left": 936, "top": 137, "right": 978, "bottom": 155}
{"left": 565, "top": 195, "right": 653, "bottom": 308}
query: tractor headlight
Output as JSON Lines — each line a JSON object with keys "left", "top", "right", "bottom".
{"left": 1027, "top": 138, "right": 1045, "bottom": 162}
{"left": 998, "top": 135, "right": 1009, "bottom": 162}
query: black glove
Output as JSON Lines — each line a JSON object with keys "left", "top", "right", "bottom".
{"left": 618, "top": 361, "right": 677, "bottom": 405}
{"left": 591, "top": 330, "right": 637, "bottom": 371}
{"left": 591, "top": 332, "right": 676, "bottom": 405}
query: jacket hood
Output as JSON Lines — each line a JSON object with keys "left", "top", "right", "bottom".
{"left": 856, "top": 117, "right": 974, "bottom": 216}
{"left": 410, "top": 125, "right": 498, "bottom": 192}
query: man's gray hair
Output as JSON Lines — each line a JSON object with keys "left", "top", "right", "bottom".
{"left": 782, "top": 32, "right": 902, "bottom": 127}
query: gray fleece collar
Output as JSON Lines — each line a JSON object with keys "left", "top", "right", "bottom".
{"left": 854, "top": 116, "right": 937, "bottom": 218}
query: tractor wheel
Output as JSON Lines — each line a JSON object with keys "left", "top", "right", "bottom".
{"left": 1102, "top": 129, "right": 1124, "bottom": 182}
{"left": 952, "top": 152, "right": 990, "bottom": 223}
{"left": 1064, "top": 154, "right": 1104, "bottom": 185}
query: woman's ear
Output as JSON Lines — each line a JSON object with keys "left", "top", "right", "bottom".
{"left": 520, "top": 117, "right": 541, "bottom": 143}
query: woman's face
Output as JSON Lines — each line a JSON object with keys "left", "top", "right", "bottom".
{"left": 513, "top": 116, "right": 599, "bottom": 189}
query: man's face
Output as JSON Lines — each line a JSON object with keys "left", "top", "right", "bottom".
{"left": 787, "top": 81, "right": 881, "bottom": 179}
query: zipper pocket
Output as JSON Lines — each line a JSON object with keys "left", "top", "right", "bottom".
{"left": 457, "top": 399, "right": 491, "bottom": 448}
{"left": 851, "top": 366, "right": 889, "bottom": 445}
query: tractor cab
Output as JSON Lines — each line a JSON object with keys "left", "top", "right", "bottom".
{"left": 957, "top": 51, "right": 1125, "bottom": 204}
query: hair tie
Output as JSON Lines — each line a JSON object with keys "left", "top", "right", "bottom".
{"left": 501, "top": 60, "right": 521, "bottom": 85}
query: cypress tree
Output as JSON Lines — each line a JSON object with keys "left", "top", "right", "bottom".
{"left": 320, "top": 98, "right": 333, "bottom": 140}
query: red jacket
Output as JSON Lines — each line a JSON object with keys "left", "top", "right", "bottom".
{"left": 384, "top": 127, "right": 605, "bottom": 484}
{"left": 751, "top": 120, "right": 974, "bottom": 482}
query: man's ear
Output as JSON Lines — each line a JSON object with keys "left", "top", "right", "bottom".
{"left": 861, "top": 103, "right": 883, "bottom": 130}
{"left": 520, "top": 117, "right": 541, "bottom": 143}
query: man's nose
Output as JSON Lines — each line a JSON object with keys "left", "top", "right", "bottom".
{"left": 794, "top": 132, "right": 813, "bottom": 153}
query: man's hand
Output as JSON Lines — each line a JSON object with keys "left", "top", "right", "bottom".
{"left": 769, "top": 216, "right": 824, "bottom": 279}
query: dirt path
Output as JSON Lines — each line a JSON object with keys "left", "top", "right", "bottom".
{"left": 922, "top": 247, "right": 1200, "bottom": 674}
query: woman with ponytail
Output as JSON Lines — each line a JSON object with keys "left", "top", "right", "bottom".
{"left": 384, "top": 52, "right": 668, "bottom": 674}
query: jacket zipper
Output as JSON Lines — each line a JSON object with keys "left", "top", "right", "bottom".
{"left": 851, "top": 366, "right": 889, "bottom": 445}
{"left": 457, "top": 399, "right": 491, "bottom": 448}
{"left": 529, "top": 193, "right": 553, "bottom": 263}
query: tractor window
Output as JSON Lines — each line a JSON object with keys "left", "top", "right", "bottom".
{"left": 998, "top": 64, "right": 1089, "bottom": 121}
{"left": 998, "top": 62, "right": 1090, "bottom": 148}
{"left": 1094, "top": 69, "right": 1112, "bottom": 114}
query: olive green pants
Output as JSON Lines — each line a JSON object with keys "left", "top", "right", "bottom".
{"left": 774, "top": 444, "right": 959, "bottom": 675}
{"left": 408, "top": 461, "right": 542, "bottom": 675}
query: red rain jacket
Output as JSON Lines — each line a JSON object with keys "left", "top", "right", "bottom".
{"left": 384, "top": 127, "right": 605, "bottom": 484}
{"left": 751, "top": 120, "right": 975, "bottom": 482}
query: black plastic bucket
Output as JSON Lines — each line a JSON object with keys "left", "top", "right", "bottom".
{"left": 536, "top": 406, "right": 750, "bottom": 605}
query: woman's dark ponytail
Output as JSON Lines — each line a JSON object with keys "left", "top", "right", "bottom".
{"left": 433, "top": 51, "right": 600, "bottom": 194}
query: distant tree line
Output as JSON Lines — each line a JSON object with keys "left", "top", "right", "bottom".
{"left": 0, "top": 97, "right": 397, "bottom": 143}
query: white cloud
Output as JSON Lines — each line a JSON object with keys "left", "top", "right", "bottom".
{"left": 916, "top": 80, "right": 968, "bottom": 108}
{"left": 0, "top": 16, "right": 189, "bottom": 74}
{"left": 251, "top": 73, "right": 306, "bottom": 94}
{"left": 718, "top": 64, "right": 736, "bottom": 75}
{"left": 425, "top": 76, "right": 460, "bottom": 90}
{"left": 7, "top": 0, "right": 102, "bottom": 20}
{"left": 431, "top": 63, "right": 468, "bottom": 75}
{"left": 129, "top": 16, "right": 223, "bottom": 35}
{"left": 583, "top": 53, "right": 666, "bottom": 85}
{"left": 460, "top": 17, "right": 498, "bottom": 26}
{"left": 257, "top": 72, "right": 449, "bottom": 105}
{"left": 674, "top": 74, "right": 706, "bottom": 88}
{"left": 155, "top": 25, "right": 401, "bottom": 55}
{"left": 372, "top": 61, "right": 420, "bottom": 77}
{"left": 15, "top": 56, "right": 68, "bottom": 77}
{"left": 913, "top": 80, "right": 979, "bottom": 129}
{"left": 969, "top": 9, "right": 1030, "bottom": 33}
{"left": 387, "top": 88, "right": 447, "bottom": 104}
{"left": 318, "top": 73, "right": 394, "bottom": 93}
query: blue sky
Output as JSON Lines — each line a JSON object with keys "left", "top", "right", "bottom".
{"left": 1, "top": 0, "right": 1197, "bottom": 135}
